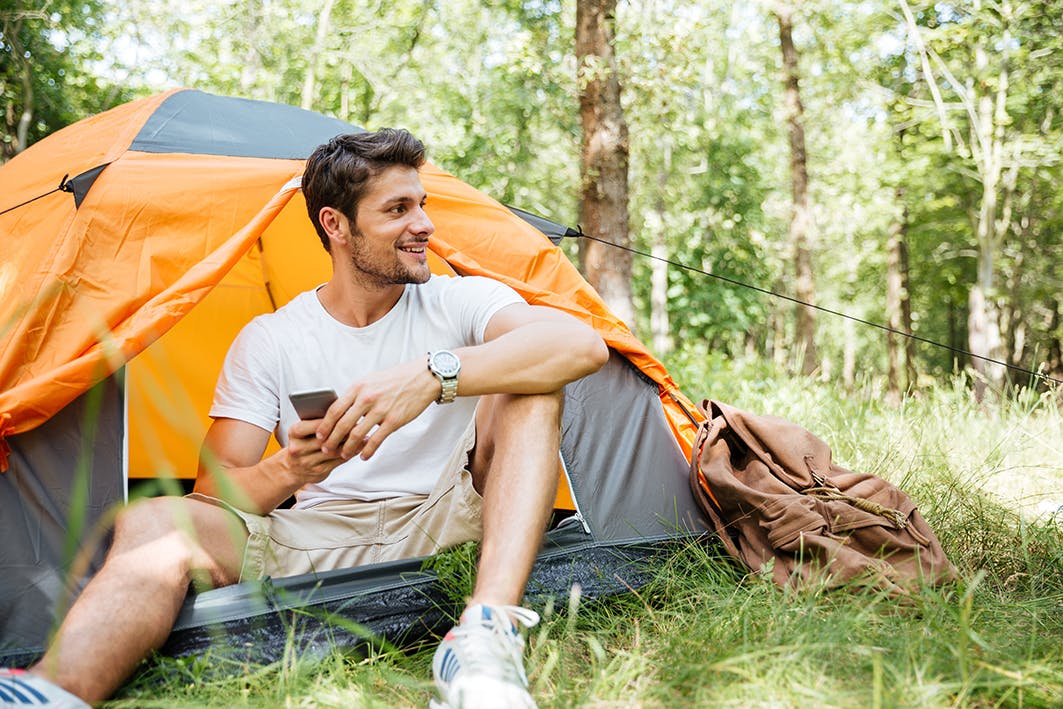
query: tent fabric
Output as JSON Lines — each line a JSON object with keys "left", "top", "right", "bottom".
{"left": 158, "top": 528, "right": 676, "bottom": 666}
{"left": 130, "top": 90, "right": 366, "bottom": 158}
{"left": 0, "top": 89, "right": 708, "bottom": 667}
{"left": 0, "top": 378, "right": 123, "bottom": 666}
{"left": 0, "top": 88, "right": 701, "bottom": 476}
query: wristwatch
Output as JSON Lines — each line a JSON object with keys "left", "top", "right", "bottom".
{"left": 427, "top": 350, "right": 461, "bottom": 404}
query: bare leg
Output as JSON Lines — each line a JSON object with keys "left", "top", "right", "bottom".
{"left": 30, "top": 496, "right": 248, "bottom": 703}
{"left": 468, "top": 390, "right": 562, "bottom": 608}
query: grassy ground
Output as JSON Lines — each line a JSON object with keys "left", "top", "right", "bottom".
{"left": 108, "top": 357, "right": 1063, "bottom": 708}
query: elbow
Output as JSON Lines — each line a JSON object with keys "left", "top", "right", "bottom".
{"left": 192, "top": 462, "right": 220, "bottom": 498}
{"left": 579, "top": 330, "right": 610, "bottom": 377}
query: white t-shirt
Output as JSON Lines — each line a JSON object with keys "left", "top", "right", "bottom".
{"left": 209, "top": 275, "right": 524, "bottom": 507}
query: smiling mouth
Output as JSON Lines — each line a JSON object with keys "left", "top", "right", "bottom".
{"left": 398, "top": 241, "right": 428, "bottom": 255}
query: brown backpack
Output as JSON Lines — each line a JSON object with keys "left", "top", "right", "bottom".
{"left": 689, "top": 399, "right": 957, "bottom": 590}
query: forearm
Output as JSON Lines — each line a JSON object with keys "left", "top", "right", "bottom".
{"left": 194, "top": 449, "right": 302, "bottom": 516}
{"left": 453, "top": 318, "right": 608, "bottom": 397}
{"left": 314, "top": 306, "right": 607, "bottom": 462}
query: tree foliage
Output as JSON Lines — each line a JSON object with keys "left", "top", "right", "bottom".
{"left": 0, "top": 0, "right": 130, "bottom": 162}
{"left": 7, "top": 0, "right": 1063, "bottom": 393}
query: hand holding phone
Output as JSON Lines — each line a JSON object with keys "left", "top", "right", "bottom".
{"left": 288, "top": 388, "right": 338, "bottom": 420}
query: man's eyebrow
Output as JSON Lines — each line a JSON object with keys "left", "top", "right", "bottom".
{"left": 380, "top": 193, "right": 428, "bottom": 206}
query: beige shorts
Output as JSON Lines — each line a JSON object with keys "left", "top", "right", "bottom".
{"left": 190, "top": 419, "right": 483, "bottom": 581}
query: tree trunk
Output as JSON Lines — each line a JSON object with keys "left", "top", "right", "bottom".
{"left": 301, "top": 0, "right": 338, "bottom": 110}
{"left": 775, "top": 3, "right": 817, "bottom": 376}
{"left": 900, "top": 236, "right": 917, "bottom": 391}
{"left": 842, "top": 316, "right": 855, "bottom": 392}
{"left": 576, "top": 0, "right": 635, "bottom": 330}
{"left": 1045, "top": 298, "right": 1063, "bottom": 386}
{"left": 768, "top": 276, "right": 788, "bottom": 368}
{"left": 3, "top": 5, "right": 33, "bottom": 159}
{"left": 16, "top": 63, "right": 33, "bottom": 154}
{"left": 650, "top": 143, "right": 672, "bottom": 355}
{"left": 885, "top": 190, "right": 908, "bottom": 402}
{"left": 966, "top": 2, "right": 1012, "bottom": 401}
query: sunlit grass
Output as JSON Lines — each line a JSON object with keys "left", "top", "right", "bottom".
{"left": 109, "top": 356, "right": 1063, "bottom": 708}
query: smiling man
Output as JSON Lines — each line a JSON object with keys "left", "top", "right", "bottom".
{"left": 13, "top": 129, "right": 608, "bottom": 708}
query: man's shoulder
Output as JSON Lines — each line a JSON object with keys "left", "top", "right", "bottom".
{"left": 256, "top": 289, "right": 319, "bottom": 324}
{"left": 233, "top": 289, "right": 318, "bottom": 347}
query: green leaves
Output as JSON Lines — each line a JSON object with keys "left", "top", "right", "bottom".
{"left": 18, "top": 0, "right": 1063, "bottom": 389}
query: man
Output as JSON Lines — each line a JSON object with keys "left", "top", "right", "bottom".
{"left": 4, "top": 129, "right": 608, "bottom": 708}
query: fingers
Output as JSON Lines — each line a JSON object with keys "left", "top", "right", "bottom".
{"left": 356, "top": 418, "right": 398, "bottom": 460}
{"left": 318, "top": 388, "right": 378, "bottom": 459}
{"left": 286, "top": 428, "right": 344, "bottom": 484}
{"left": 309, "top": 359, "right": 436, "bottom": 462}
{"left": 316, "top": 389, "right": 358, "bottom": 443}
{"left": 288, "top": 419, "right": 320, "bottom": 440}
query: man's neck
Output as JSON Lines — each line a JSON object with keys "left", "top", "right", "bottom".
{"left": 316, "top": 277, "right": 407, "bottom": 328}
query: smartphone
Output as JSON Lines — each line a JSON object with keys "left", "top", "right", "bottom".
{"left": 288, "top": 388, "right": 338, "bottom": 420}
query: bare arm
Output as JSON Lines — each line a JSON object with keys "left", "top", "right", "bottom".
{"left": 194, "top": 417, "right": 345, "bottom": 515}
{"left": 317, "top": 303, "right": 608, "bottom": 461}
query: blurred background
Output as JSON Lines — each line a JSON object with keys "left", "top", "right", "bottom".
{"left": 4, "top": 0, "right": 1061, "bottom": 400}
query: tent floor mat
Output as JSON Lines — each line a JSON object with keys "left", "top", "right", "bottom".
{"left": 155, "top": 533, "right": 688, "bottom": 671}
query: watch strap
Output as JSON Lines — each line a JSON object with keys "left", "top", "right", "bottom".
{"left": 428, "top": 350, "right": 460, "bottom": 404}
{"left": 437, "top": 374, "right": 459, "bottom": 404}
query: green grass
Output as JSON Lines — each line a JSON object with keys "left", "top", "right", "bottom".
{"left": 109, "top": 357, "right": 1063, "bottom": 708}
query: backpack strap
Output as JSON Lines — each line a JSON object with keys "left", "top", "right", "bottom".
{"left": 688, "top": 403, "right": 745, "bottom": 563}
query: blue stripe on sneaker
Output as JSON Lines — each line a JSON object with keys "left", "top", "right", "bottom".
{"left": 441, "top": 651, "right": 453, "bottom": 682}
{"left": 16, "top": 678, "right": 48, "bottom": 703}
{"left": 0, "top": 682, "right": 28, "bottom": 704}
{"left": 441, "top": 649, "right": 459, "bottom": 682}
{"left": 1, "top": 682, "right": 31, "bottom": 704}
{"left": 1, "top": 676, "right": 48, "bottom": 704}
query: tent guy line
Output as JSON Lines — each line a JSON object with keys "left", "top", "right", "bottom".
{"left": 578, "top": 232, "right": 1063, "bottom": 388}
{"left": 4, "top": 176, "right": 1055, "bottom": 387}
{"left": 0, "top": 174, "right": 69, "bottom": 217}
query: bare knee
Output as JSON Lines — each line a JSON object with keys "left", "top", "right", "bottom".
{"left": 109, "top": 497, "right": 244, "bottom": 588}
{"left": 481, "top": 389, "right": 563, "bottom": 424}
{"left": 471, "top": 390, "right": 564, "bottom": 487}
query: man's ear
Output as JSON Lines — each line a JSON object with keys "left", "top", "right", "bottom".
{"left": 318, "top": 206, "right": 349, "bottom": 248}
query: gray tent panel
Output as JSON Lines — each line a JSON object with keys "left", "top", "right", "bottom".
{"left": 130, "top": 90, "right": 365, "bottom": 159}
{"left": 0, "top": 378, "right": 124, "bottom": 667}
{"left": 560, "top": 352, "right": 702, "bottom": 542}
{"left": 155, "top": 351, "right": 705, "bottom": 663}
{"left": 506, "top": 206, "right": 580, "bottom": 245}
{"left": 0, "top": 349, "right": 705, "bottom": 670}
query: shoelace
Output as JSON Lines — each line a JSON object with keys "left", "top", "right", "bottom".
{"left": 451, "top": 605, "right": 541, "bottom": 681}
{"left": 489, "top": 605, "right": 540, "bottom": 631}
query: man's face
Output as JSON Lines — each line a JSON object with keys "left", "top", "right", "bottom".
{"left": 344, "top": 165, "right": 434, "bottom": 288}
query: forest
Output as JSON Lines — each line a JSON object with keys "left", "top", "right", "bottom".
{"left": 3, "top": 0, "right": 1062, "bottom": 400}
{"left": 4, "top": 4, "right": 1063, "bottom": 707}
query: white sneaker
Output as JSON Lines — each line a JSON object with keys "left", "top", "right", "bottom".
{"left": 0, "top": 669, "right": 89, "bottom": 708}
{"left": 431, "top": 604, "right": 540, "bottom": 709}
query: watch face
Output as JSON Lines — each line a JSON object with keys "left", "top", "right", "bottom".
{"left": 431, "top": 350, "right": 461, "bottom": 377}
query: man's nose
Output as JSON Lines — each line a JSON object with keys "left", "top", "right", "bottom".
{"left": 413, "top": 207, "right": 434, "bottom": 236}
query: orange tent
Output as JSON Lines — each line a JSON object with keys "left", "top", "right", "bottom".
{"left": 0, "top": 88, "right": 699, "bottom": 480}
{"left": 0, "top": 89, "right": 704, "bottom": 666}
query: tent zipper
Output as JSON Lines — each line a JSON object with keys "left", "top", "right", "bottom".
{"left": 558, "top": 453, "right": 591, "bottom": 535}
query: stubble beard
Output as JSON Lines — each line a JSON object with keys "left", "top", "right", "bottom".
{"left": 348, "top": 230, "right": 430, "bottom": 291}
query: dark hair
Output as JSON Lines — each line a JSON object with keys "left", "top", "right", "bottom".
{"left": 303, "top": 128, "right": 426, "bottom": 251}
